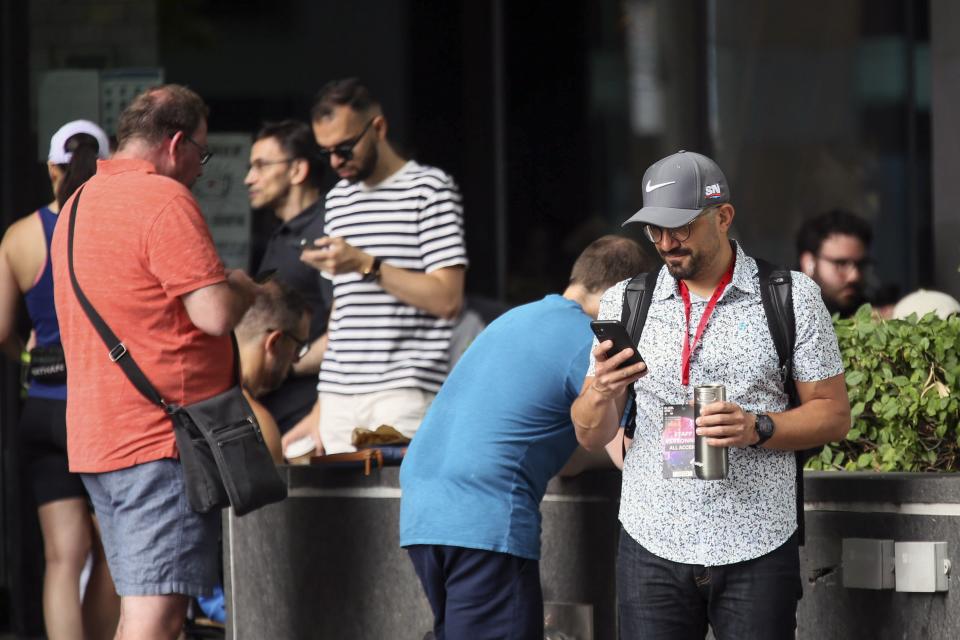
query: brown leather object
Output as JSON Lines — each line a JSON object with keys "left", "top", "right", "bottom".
{"left": 351, "top": 424, "right": 411, "bottom": 448}
{"left": 310, "top": 449, "right": 384, "bottom": 476}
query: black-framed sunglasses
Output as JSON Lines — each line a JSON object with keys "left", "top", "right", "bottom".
{"left": 643, "top": 208, "right": 713, "bottom": 244}
{"left": 317, "top": 118, "right": 376, "bottom": 162}
{"left": 267, "top": 328, "right": 310, "bottom": 362}
{"left": 181, "top": 133, "right": 213, "bottom": 165}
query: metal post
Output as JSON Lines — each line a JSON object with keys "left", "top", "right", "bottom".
{"left": 491, "top": 0, "right": 508, "bottom": 301}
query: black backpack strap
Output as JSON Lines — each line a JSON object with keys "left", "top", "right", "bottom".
{"left": 755, "top": 257, "right": 816, "bottom": 544}
{"left": 618, "top": 270, "right": 659, "bottom": 457}
{"left": 754, "top": 258, "right": 797, "bottom": 404}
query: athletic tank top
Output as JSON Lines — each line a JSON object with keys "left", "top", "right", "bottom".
{"left": 24, "top": 207, "right": 66, "bottom": 400}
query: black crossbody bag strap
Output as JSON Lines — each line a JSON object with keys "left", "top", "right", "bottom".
{"left": 66, "top": 187, "right": 239, "bottom": 411}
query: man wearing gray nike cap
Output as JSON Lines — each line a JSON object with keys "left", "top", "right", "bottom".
{"left": 572, "top": 151, "right": 851, "bottom": 638}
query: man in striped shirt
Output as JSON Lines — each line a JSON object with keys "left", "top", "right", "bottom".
{"left": 296, "top": 78, "right": 468, "bottom": 455}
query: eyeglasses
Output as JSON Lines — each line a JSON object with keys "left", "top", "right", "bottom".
{"left": 643, "top": 209, "right": 712, "bottom": 244}
{"left": 248, "top": 158, "right": 295, "bottom": 172}
{"left": 817, "top": 255, "right": 872, "bottom": 274}
{"left": 317, "top": 118, "right": 376, "bottom": 162}
{"left": 182, "top": 134, "right": 213, "bottom": 165}
{"left": 268, "top": 328, "right": 310, "bottom": 362}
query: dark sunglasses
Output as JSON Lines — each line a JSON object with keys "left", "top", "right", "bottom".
{"left": 317, "top": 118, "right": 376, "bottom": 162}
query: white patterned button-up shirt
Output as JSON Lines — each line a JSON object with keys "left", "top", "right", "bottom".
{"left": 589, "top": 242, "right": 843, "bottom": 566}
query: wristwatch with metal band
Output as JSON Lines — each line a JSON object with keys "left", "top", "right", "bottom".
{"left": 751, "top": 412, "right": 775, "bottom": 447}
{"left": 361, "top": 256, "right": 382, "bottom": 282}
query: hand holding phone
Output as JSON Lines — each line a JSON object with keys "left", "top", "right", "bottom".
{"left": 590, "top": 320, "right": 644, "bottom": 368}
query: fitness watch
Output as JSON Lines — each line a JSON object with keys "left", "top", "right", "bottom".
{"left": 751, "top": 412, "right": 775, "bottom": 448}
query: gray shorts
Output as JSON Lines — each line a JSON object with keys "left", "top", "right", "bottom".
{"left": 82, "top": 458, "right": 220, "bottom": 597}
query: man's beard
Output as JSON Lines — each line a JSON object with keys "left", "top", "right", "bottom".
{"left": 661, "top": 248, "right": 703, "bottom": 281}
{"left": 825, "top": 289, "right": 866, "bottom": 318}
{"left": 347, "top": 145, "right": 379, "bottom": 184}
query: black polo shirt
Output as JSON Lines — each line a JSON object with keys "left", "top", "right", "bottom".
{"left": 257, "top": 200, "right": 331, "bottom": 431}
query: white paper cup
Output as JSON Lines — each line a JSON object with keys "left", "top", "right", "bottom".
{"left": 284, "top": 436, "right": 317, "bottom": 465}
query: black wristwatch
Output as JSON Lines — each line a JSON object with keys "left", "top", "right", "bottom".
{"left": 751, "top": 412, "right": 775, "bottom": 448}
{"left": 360, "top": 256, "right": 382, "bottom": 282}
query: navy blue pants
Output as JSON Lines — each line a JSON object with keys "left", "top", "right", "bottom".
{"left": 617, "top": 526, "right": 802, "bottom": 639}
{"left": 407, "top": 545, "right": 543, "bottom": 640}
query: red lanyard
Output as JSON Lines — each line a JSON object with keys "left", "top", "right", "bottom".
{"left": 678, "top": 258, "right": 735, "bottom": 386}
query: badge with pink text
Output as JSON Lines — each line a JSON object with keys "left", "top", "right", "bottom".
{"left": 662, "top": 404, "right": 695, "bottom": 479}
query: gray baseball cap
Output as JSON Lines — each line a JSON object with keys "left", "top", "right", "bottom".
{"left": 622, "top": 150, "right": 730, "bottom": 228}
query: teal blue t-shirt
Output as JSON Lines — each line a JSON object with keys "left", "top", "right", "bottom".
{"left": 399, "top": 294, "right": 593, "bottom": 560}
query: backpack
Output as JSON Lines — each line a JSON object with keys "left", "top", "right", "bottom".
{"left": 618, "top": 257, "right": 817, "bottom": 543}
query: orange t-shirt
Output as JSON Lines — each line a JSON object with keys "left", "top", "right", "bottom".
{"left": 51, "top": 158, "right": 233, "bottom": 473}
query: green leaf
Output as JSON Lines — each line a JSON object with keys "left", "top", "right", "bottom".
{"left": 846, "top": 371, "right": 866, "bottom": 387}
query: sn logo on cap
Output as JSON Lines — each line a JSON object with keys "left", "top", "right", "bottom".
{"left": 705, "top": 183, "right": 722, "bottom": 199}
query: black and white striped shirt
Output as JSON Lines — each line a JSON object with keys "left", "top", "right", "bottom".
{"left": 319, "top": 161, "right": 468, "bottom": 395}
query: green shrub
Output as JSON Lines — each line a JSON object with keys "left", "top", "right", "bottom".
{"left": 806, "top": 306, "right": 960, "bottom": 472}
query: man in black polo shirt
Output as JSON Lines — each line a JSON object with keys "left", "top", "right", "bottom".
{"left": 245, "top": 120, "right": 331, "bottom": 433}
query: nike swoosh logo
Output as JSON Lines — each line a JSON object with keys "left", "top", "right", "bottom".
{"left": 645, "top": 180, "right": 676, "bottom": 192}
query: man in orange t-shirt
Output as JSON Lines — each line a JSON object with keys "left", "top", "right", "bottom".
{"left": 51, "top": 84, "right": 260, "bottom": 639}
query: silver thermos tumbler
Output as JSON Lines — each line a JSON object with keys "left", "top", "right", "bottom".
{"left": 694, "top": 383, "right": 728, "bottom": 480}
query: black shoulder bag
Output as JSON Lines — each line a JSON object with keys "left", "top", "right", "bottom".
{"left": 66, "top": 187, "right": 286, "bottom": 517}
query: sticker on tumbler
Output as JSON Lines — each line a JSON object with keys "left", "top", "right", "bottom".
{"left": 662, "top": 404, "right": 695, "bottom": 479}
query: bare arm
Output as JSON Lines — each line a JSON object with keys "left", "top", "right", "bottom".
{"left": 181, "top": 270, "right": 259, "bottom": 337}
{"left": 281, "top": 396, "right": 323, "bottom": 456}
{"left": 0, "top": 215, "right": 43, "bottom": 359}
{"left": 557, "top": 428, "right": 630, "bottom": 476}
{"left": 376, "top": 262, "right": 464, "bottom": 320}
{"left": 245, "top": 391, "right": 283, "bottom": 464}
{"left": 301, "top": 238, "right": 465, "bottom": 319}
{"left": 570, "top": 340, "right": 647, "bottom": 451}
{"left": 0, "top": 244, "right": 22, "bottom": 358}
{"left": 695, "top": 373, "right": 851, "bottom": 450}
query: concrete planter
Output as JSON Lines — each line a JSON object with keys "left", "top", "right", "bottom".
{"left": 223, "top": 468, "right": 960, "bottom": 639}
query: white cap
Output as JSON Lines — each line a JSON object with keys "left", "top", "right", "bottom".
{"left": 892, "top": 289, "right": 960, "bottom": 320}
{"left": 48, "top": 120, "right": 110, "bottom": 164}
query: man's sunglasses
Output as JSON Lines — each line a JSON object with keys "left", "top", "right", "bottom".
{"left": 317, "top": 118, "right": 376, "bottom": 162}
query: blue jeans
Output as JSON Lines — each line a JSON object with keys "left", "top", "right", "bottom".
{"left": 407, "top": 545, "right": 543, "bottom": 640}
{"left": 617, "top": 526, "right": 802, "bottom": 640}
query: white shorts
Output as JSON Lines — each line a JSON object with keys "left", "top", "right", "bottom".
{"left": 319, "top": 388, "right": 435, "bottom": 454}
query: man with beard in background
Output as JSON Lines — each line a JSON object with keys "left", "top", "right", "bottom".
{"left": 287, "top": 78, "right": 468, "bottom": 456}
{"left": 796, "top": 209, "right": 873, "bottom": 317}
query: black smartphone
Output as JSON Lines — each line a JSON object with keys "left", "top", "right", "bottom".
{"left": 254, "top": 268, "right": 278, "bottom": 284}
{"left": 299, "top": 237, "right": 323, "bottom": 253}
{"left": 590, "top": 320, "right": 644, "bottom": 368}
